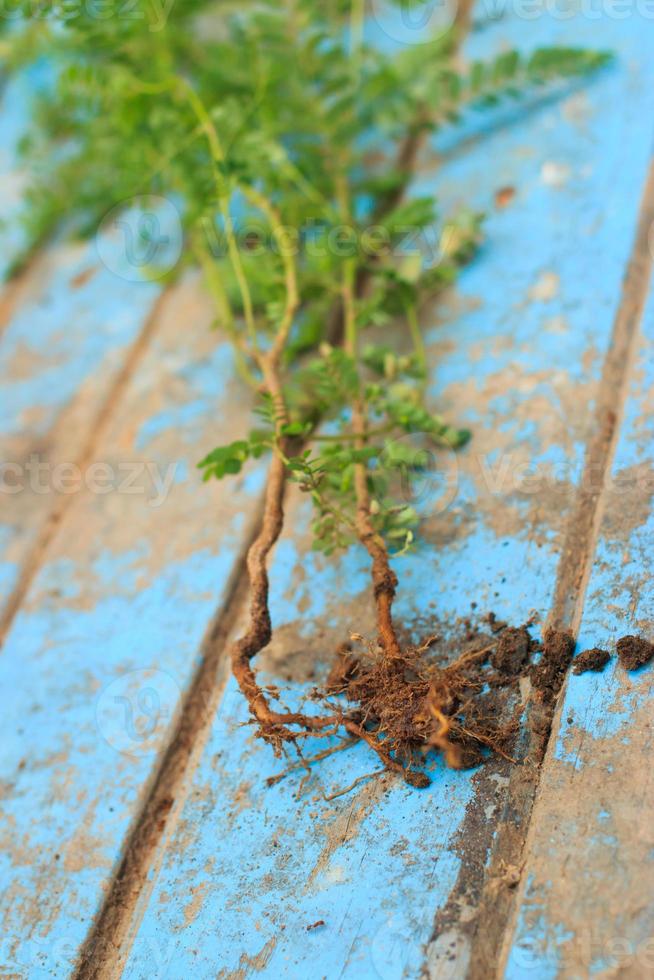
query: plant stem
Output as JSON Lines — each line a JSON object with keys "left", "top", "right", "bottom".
{"left": 245, "top": 187, "right": 300, "bottom": 363}
{"left": 349, "top": 0, "right": 365, "bottom": 63}
{"left": 406, "top": 300, "right": 427, "bottom": 392}
{"left": 338, "top": 174, "right": 403, "bottom": 659}
{"left": 175, "top": 77, "right": 260, "bottom": 349}
{"left": 191, "top": 236, "right": 261, "bottom": 391}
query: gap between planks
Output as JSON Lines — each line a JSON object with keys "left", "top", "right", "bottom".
{"left": 464, "top": 156, "right": 654, "bottom": 980}
{"left": 0, "top": 284, "right": 171, "bottom": 649}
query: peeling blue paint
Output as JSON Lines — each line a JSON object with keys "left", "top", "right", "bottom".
{"left": 0, "top": 250, "right": 159, "bottom": 439}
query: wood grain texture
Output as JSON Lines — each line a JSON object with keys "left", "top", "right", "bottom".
{"left": 0, "top": 276, "right": 262, "bottom": 978}
{"left": 0, "top": 65, "right": 188, "bottom": 634}
{"left": 115, "top": 14, "right": 654, "bottom": 980}
{"left": 0, "top": 242, "right": 163, "bottom": 635}
{"left": 0, "top": 64, "right": 174, "bottom": 638}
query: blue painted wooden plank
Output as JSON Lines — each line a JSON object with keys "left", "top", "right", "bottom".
{"left": 501, "top": 224, "right": 654, "bottom": 976}
{"left": 0, "top": 275, "right": 264, "bottom": 978}
{"left": 119, "top": 14, "right": 654, "bottom": 980}
{"left": 0, "top": 241, "right": 162, "bottom": 621}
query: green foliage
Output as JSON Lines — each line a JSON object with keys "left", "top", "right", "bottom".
{"left": 198, "top": 433, "right": 269, "bottom": 481}
{"left": 4, "top": 4, "right": 610, "bottom": 555}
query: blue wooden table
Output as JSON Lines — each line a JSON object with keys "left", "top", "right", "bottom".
{"left": 1, "top": 10, "right": 654, "bottom": 979}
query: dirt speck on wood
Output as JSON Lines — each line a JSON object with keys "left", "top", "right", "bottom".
{"left": 616, "top": 635, "right": 654, "bottom": 671}
{"left": 572, "top": 647, "right": 610, "bottom": 674}
{"left": 494, "top": 186, "right": 516, "bottom": 208}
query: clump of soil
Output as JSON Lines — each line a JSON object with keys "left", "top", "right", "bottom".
{"left": 321, "top": 618, "right": 533, "bottom": 784}
{"left": 491, "top": 627, "right": 531, "bottom": 674}
{"left": 616, "top": 635, "right": 654, "bottom": 671}
{"left": 572, "top": 647, "right": 610, "bottom": 675}
{"left": 530, "top": 628, "right": 575, "bottom": 704}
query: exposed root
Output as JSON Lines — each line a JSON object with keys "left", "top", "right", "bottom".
{"left": 322, "top": 769, "right": 386, "bottom": 801}
{"left": 265, "top": 739, "right": 358, "bottom": 787}
{"left": 332, "top": 632, "right": 522, "bottom": 781}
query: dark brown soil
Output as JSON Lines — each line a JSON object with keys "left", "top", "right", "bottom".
{"left": 491, "top": 627, "right": 531, "bottom": 674}
{"left": 616, "top": 634, "right": 654, "bottom": 671}
{"left": 486, "top": 611, "right": 508, "bottom": 633}
{"left": 572, "top": 647, "right": 610, "bottom": 674}
{"left": 325, "top": 644, "right": 359, "bottom": 692}
{"left": 530, "top": 628, "right": 575, "bottom": 703}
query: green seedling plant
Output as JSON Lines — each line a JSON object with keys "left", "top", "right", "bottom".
{"left": 4, "top": 1, "right": 610, "bottom": 785}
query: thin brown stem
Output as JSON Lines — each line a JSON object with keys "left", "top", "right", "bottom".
{"left": 229, "top": 341, "right": 336, "bottom": 737}
{"left": 340, "top": 194, "right": 403, "bottom": 660}
{"left": 351, "top": 406, "right": 402, "bottom": 659}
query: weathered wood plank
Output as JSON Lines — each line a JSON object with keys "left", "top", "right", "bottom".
{"left": 0, "top": 242, "right": 163, "bottom": 631}
{"left": 0, "top": 66, "right": 178, "bottom": 635}
{"left": 501, "top": 217, "right": 654, "bottom": 976}
{"left": 0, "top": 277, "right": 262, "bottom": 977}
{"left": 117, "top": 15, "right": 654, "bottom": 980}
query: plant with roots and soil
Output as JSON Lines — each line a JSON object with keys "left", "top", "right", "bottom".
{"left": 4, "top": 1, "right": 609, "bottom": 786}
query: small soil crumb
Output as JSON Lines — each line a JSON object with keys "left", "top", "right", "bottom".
{"left": 486, "top": 611, "right": 507, "bottom": 634}
{"left": 489, "top": 861, "right": 523, "bottom": 896}
{"left": 572, "top": 647, "right": 610, "bottom": 675}
{"left": 531, "top": 628, "right": 575, "bottom": 703}
{"left": 70, "top": 266, "right": 96, "bottom": 289}
{"left": 405, "top": 769, "right": 431, "bottom": 788}
{"left": 616, "top": 635, "right": 654, "bottom": 671}
{"left": 491, "top": 627, "right": 530, "bottom": 674}
{"left": 495, "top": 186, "right": 516, "bottom": 208}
